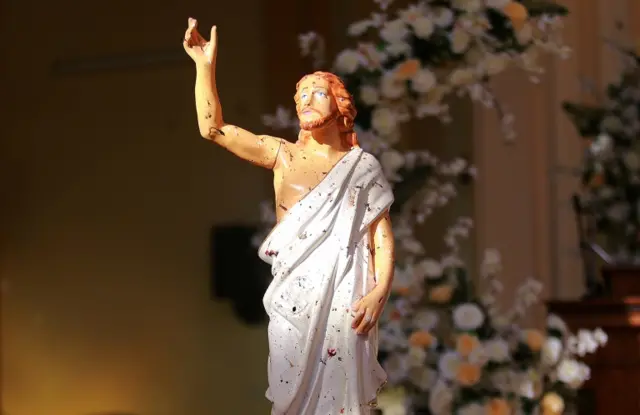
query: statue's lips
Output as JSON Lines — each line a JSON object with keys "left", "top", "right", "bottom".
{"left": 301, "top": 109, "right": 319, "bottom": 115}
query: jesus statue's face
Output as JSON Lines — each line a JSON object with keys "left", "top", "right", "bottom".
{"left": 297, "top": 76, "right": 337, "bottom": 131}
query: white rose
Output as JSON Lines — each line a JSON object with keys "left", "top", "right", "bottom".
{"left": 557, "top": 359, "right": 590, "bottom": 389}
{"left": 452, "top": 303, "right": 485, "bottom": 331}
{"left": 380, "top": 19, "right": 409, "bottom": 43}
{"left": 428, "top": 379, "right": 453, "bottom": 415}
{"left": 408, "top": 346, "right": 427, "bottom": 367}
{"left": 590, "top": 133, "right": 612, "bottom": 156}
{"left": 450, "top": 26, "right": 471, "bottom": 53}
{"left": 380, "top": 149, "right": 406, "bottom": 177}
{"left": 412, "top": 310, "right": 439, "bottom": 331}
{"left": 371, "top": 107, "right": 398, "bottom": 136}
{"left": 411, "top": 68, "right": 437, "bottom": 93}
{"left": 577, "top": 329, "right": 600, "bottom": 354}
{"left": 411, "top": 16, "right": 435, "bottom": 38}
{"left": 415, "top": 258, "right": 443, "bottom": 279}
{"left": 438, "top": 351, "right": 461, "bottom": 380}
{"left": 380, "top": 72, "right": 407, "bottom": 99}
{"left": 481, "top": 53, "right": 509, "bottom": 76}
{"left": 547, "top": 314, "right": 568, "bottom": 333}
{"left": 452, "top": 0, "right": 482, "bottom": 13}
{"left": 593, "top": 327, "right": 608, "bottom": 346}
{"left": 516, "top": 23, "right": 534, "bottom": 44}
{"left": 359, "top": 85, "right": 379, "bottom": 106}
{"left": 485, "top": 338, "right": 510, "bottom": 362}
{"left": 486, "top": 0, "right": 510, "bottom": 7}
{"left": 334, "top": 49, "right": 364, "bottom": 74}
{"left": 457, "top": 403, "right": 484, "bottom": 415}
{"left": 409, "top": 367, "right": 438, "bottom": 391}
{"left": 449, "top": 68, "right": 476, "bottom": 86}
{"left": 541, "top": 337, "right": 563, "bottom": 366}
{"left": 434, "top": 8, "right": 454, "bottom": 27}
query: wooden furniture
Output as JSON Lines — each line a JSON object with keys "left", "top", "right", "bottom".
{"left": 548, "top": 266, "right": 640, "bottom": 415}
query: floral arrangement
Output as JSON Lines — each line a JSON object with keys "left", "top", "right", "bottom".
{"left": 253, "top": 1, "right": 601, "bottom": 414}
{"left": 265, "top": 0, "right": 569, "bottom": 144}
{"left": 374, "top": 228, "right": 607, "bottom": 414}
{"left": 563, "top": 43, "right": 640, "bottom": 262}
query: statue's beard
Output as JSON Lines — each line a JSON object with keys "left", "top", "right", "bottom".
{"left": 298, "top": 109, "right": 338, "bottom": 131}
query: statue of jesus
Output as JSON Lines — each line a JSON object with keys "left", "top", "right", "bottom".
{"left": 184, "top": 19, "right": 396, "bottom": 415}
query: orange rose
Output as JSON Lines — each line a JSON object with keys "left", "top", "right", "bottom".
{"left": 456, "top": 333, "right": 480, "bottom": 358}
{"left": 486, "top": 398, "right": 511, "bottom": 415}
{"left": 456, "top": 362, "right": 481, "bottom": 386}
{"left": 408, "top": 330, "right": 436, "bottom": 348}
{"left": 524, "top": 329, "right": 545, "bottom": 352}
{"left": 541, "top": 392, "right": 565, "bottom": 415}
{"left": 503, "top": 1, "right": 528, "bottom": 31}
{"left": 429, "top": 284, "right": 454, "bottom": 303}
{"left": 394, "top": 59, "right": 421, "bottom": 80}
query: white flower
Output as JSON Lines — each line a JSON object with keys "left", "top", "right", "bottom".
{"left": 411, "top": 68, "right": 437, "bottom": 93}
{"left": 516, "top": 23, "right": 534, "bottom": 44}
{"left": 380, "top": 149, "right": 406, "bottom": 179}
{"left": 481, "top": 248, "right": 502, "bottom": 275}
{"left": 593, "top": 327, "right": 608, "bottom": 346}
{"left": 383, "top": 353, "right": 410, "bottom": 383}
{"left": 379, "top": 320, "right": 408, "bottom": 350}
{"left": 450, "top": 26, "right": 471, "bottom": 53}
{"left": 380, "top": 72, "right": 407, "bottom": 99}
{"left": 452, "top": 303, "right": 485, "bottom": 331}
{"left": 411, "top": 16, "right": 435, "bottom": 38}
{"left": 490, "top": 370, "right": 514, "bottom": 394}
{"left": 484, "top": 338, "right": 510, "bottom": 362}
{"left": 359, "top": 85, "right": 379, "bottom": 106}
{"left": 480, "top": 53, "right": 509, "bottom": 76}
{"left": 556, "top": 359, "right": 590, "bottom": 389}
{"left": 590, "top": 133, "right": 612, "bottom": 156}
{"left": 262, "top": 106, "right": 299, "bottom": 131}
{"left": 414, "top": 258, "right": 443, "bottom": 279}
{"left": 438, "top": 351, "right": 461, "bottom": 380}
{"left": 334, "top": 49, "right": 364, "bottom": 74}
{"left": 428, "top": 378, "right": 453, "bottom": 415}
{"left": 449, "top": 68, "right": 476, "bottom": 86}
{"left": 458, "top": 403, "right": 484, "bottom": 415}
{"left": 541, "top": 337, "right": 563, "bottom": 366}
{"left": 547, "top": 313, "right": 568, "bottom": 333}
{"left": 380, "top": 19, "right": 410, "bottom": 43}
{"left": 409, "top": 367, "right": 438, "bottom": 391}
{"left": 452, "top": 0, "right": 482, "bottom": 13}
{"left": 408, "top": 346, "right": 427, "bottom": 367}
{"left": 371, "top": 107, "right": 399, "bottom": 136}
{"left": 486, "top": 0, "right": 511, "bottom": 8}
{"left": 412, "top": 310, "right": 439, "bottom": 331}
{"left": 433, "top": 8, "right": 454, "bottom": 27}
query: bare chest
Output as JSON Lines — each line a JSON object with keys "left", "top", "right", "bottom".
{"left": 273, "top": 152, "right": 342, "bottom": 219}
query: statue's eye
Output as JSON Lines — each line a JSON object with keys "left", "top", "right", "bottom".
{"left": 301, "top": 93, "right": 308, "bottom": 100}
{"left": 315, "top": 91, "right": 327, "bottom": 98}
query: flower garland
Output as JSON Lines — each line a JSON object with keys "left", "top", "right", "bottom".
{"left": 563, "top": 43, "right": 640, "bottom": 262}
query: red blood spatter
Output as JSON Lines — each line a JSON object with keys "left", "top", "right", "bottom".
{"left": 340, "top": 409, "right": 344, "bottom": 414}
{"left": 327, "top": 348, "right": 337, "bottom": 357}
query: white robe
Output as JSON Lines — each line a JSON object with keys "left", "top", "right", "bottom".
{"left": 258, "top": 147, "right": 394, "bottom": 415}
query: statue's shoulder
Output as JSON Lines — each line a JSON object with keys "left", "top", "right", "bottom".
{"left": 356, "top": 149, "right": 383, "bottom": 172}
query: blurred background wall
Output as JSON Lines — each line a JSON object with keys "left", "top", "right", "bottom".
{"left": 2, "top": 0, "right": 640, "bottom": 414}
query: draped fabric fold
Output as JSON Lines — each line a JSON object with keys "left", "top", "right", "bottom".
{"left": 258, "top": 147, "right": 394, "bottom": 415}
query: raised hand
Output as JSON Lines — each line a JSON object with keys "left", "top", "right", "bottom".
{"left": 183, "top": 18, "right": 217, "bottom": 66}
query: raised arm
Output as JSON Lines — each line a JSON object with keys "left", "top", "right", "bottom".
{"left": 183, "top": 19, "right": 284, "bottom": 169}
